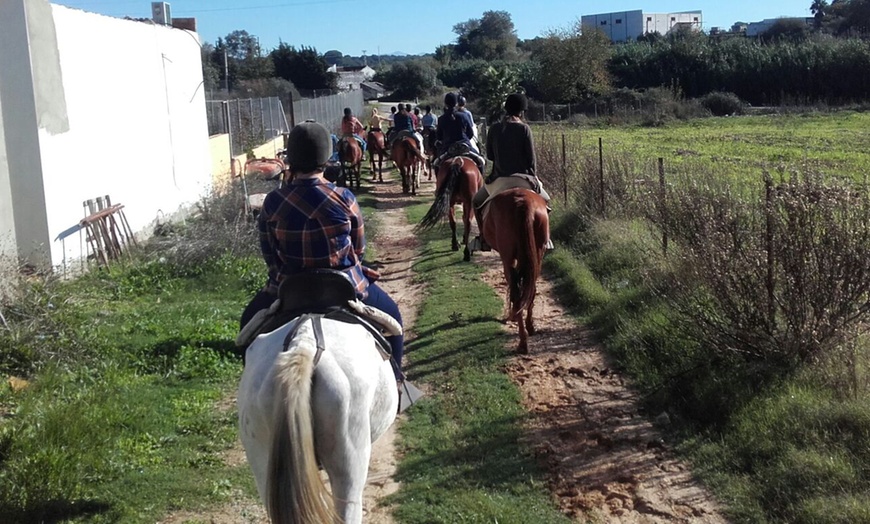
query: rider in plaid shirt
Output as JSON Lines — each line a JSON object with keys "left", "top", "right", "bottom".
{"left": 241, "top": 121, "right": 405, "bottom": 382}
{"left": 257, "top": 177, "right": 377, "bottom": 297}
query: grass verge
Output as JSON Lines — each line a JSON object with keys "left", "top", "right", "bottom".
{"left": 386, "top": 201, "right": 569, "bottom": 523}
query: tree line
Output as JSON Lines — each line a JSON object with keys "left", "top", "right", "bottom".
{"left": 202, "top": 2, "right": 870, "bottom": 115}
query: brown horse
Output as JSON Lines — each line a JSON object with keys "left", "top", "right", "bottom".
{"left": 481, "top": 188, "right": 549, "bottom": 353}
{"left": 366, "top": 129, "right": 388, "bottom": 183}
{"left": 421, "top": 128, "right": 437, "bottom": 180}
{"left": 338, "top": 135, "right": 363, "bottom": 190}
{"left": 417, "top": 156, "right": 482, "bottom": 261}
{"left": 390, "top": 135, "right": 426, "bottom": 195}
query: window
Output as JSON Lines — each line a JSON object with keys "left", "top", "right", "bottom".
{"left": 647, "top": 16, "right": 652, "bottom": 21}
{"left": 600, "top": 20, "right": 607, "bottom": 25}
{"left": 694, "top": 17, "right": 699, "bottom": 22}
{"left": 671, "top": 17, "right": 676, "bottom": 21}
{"left": 615, "top": 18, "right": 622, "bottom": 24}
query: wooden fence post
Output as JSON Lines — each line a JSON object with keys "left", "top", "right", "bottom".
{"left": 764, "top": 172, "right": 776, "bottom": 328}
{"left": 658, "top": 158, "right": 668, "bottom": 255}
{"left": 561, "top": 134, "right": 567, "bottom": 203}
{"left": 598, "top": 137, "right": 605, "bottom": 215}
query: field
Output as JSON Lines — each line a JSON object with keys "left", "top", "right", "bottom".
{"left": 534, "top": 111, "right": 870, "bottom": 182}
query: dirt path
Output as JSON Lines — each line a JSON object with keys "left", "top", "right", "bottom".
{"left": 358, "top": 170, "right": 429, "bottom": 522}
{"left": 480, "top": 266, "right": 727, "bottom": 523}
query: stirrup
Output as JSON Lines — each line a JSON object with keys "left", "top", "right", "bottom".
{"left": 545, "top": 239, "right": 554, "bottom": 250}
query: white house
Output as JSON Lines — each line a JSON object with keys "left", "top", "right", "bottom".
{"left": 0, "top": 0, "right": 211, "bottom": 271}
{"left": 581, "top": 10, "right": 703, "bottom": 42}
{"left": 327, "top": 65, "right": 377, "bottom": 91}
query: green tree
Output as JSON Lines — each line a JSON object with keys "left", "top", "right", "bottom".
{"left": 453, "top": 10, "right": 518, "bottom": 61}
{"left": 811, "top": 0, "right": 829, "bottom": 29}
{"left": 760, "top": 18, "right": 811, "bottom": 43}
{"left": 475, "top": 66, "right": 520, "bottom": 122}
{"left": 374, "top": 60, "right": 438, "bottom": 100}
{"left": 270, "top": 43, "right": 337, "bottom": 91}
{"left": 533, "top": 23, "right": 612, "bottom": 103}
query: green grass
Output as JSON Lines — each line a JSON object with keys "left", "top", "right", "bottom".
{"left": 387, "top": 201, "right": 569, "bottom": 524}
{"left": 536, "top": 111, "right": 870, "bottom": 181}
{"left": 0, "top": 246, "right": 262, "bottom": 522}
{"left": 544, "top": 204, "right": 870, "bottom": 524}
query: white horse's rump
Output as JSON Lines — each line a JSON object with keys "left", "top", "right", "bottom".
{"left": 238, "top": 316, "right": 399, "bottom": 524}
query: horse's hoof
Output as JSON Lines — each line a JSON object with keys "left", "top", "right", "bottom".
{"left": 463, "top": 247, "right": 471, "bottom": 261}
{"left": 517, "top": 341, "right": 529, "bottom": 354}
{"left": 452, "top": 243, "right": 460, "bottom": 252}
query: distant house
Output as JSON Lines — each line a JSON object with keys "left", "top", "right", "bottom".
{"left": 580, "top": 9, "right": 703, "bottom": 42}
{"left": 361, "top": 81, "right": 387, "bottom": 100}
{"left": 327, "top": 64, "right": 376, "bottom": 91}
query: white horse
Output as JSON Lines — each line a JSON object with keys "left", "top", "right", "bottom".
{"left": 238, "top": 314, "right": 399, "bottom": 524}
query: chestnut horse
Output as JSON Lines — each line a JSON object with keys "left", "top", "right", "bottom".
{"left": 390, "top": 135, "right": 426, "bottom": 195}
{"left": 421, "top": 128, "right": 437, "bottom": 180}
{"left": 366, "top": 129, "right": 388, "bottom": 183}
{"left": 338, "top": 136, "right": 363, "bottom": 190}
{"left": 417, "top": 156, "right": 482, "bottom": 262}
{"left": 481, "top": 188, "right": 549, "bottom": 353}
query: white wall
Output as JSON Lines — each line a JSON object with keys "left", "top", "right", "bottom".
{"left": 0, "top": 0, "right": 211, "bottom": 269}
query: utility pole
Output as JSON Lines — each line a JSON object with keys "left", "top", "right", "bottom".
{"left": 223, "top": 49, "right": 229, "bottom": 93}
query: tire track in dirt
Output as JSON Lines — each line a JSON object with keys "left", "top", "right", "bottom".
{"left": 479, "top": 265, "right": 727, "bottom": 523}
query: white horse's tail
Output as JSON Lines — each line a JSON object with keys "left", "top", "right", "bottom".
{"left": 267, "top": 346, "right": 339, "bottom": 524}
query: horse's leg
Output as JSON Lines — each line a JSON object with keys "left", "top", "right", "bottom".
{"left": 448, "top": 205, "right": 459, "bottom": 252}
{"left": 461, "top": 200, "right": 472, "bottom": 262}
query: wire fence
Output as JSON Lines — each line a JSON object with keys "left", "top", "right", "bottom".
{"left": 206, "top": 97, "right": 290, "bottom": 157}
{"left": 288, "top": 90, "right": 365, "bottom": 134}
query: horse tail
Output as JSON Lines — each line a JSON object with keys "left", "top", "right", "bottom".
{"left": 512, "top": 194, "right": 542, "bottom": 319}
{"left": 339, "top": 139, "right": 352, "bottom": 167}
{"left": 417, "top": 157, "right": 461, "bottom": 231}
{"left": 267, "top": 343, "right": 339, "bottom": 524}
{"left": 403, "top": 138, "right": 426, "bottom": 164}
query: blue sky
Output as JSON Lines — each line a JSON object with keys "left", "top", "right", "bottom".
{"left": 54, "top": 1, "right": 814, "bottom": 56}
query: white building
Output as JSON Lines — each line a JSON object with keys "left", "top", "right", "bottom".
{"left": 0, "top": 0, "right": 211, "bottom": 270}
{"left": 581, "top": 10, "right": 703, "bottom": 42}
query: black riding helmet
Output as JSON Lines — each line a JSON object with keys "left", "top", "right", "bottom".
{"left": 444, "top": 92, "right": 457, "bottom": 108}
{"left": 457, "top": 95, "right": 467, "bottom": 107}
{"left": 343, "top": 107, "right": 352, "bottom": 117}
{"left": 505, "top": 93, "right": 528, "bottom": 115}
{"left": 285, "top": 121, "right": 331, "bottom": 173}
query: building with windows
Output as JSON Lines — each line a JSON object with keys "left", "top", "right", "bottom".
{"left": 581, "top": 10, "right": 702, "bottom": 42}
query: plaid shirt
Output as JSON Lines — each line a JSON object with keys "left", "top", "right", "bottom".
{"left": 258, "top": 177, "right": 378, "bottom": 298}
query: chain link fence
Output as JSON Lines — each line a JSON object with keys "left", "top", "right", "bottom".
{"left": 288, "top": 90, "right": 365, "bottom": 134}
{"left": 206, "top": 97, "right": 290, "bottom": 157}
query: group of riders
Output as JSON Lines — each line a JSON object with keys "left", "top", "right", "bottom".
{"left": 239, "top": 92, "right": 549, "bottom": 399}
{"left": 331, "top": 94, "right": 487, "bottom": 174}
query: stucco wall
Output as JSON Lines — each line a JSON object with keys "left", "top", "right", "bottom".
{"left": 0, "top": 0, "right": 211, "bottom": 269}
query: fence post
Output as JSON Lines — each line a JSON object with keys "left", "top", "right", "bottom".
{"left": 764, "top": 171, "right": 775, "bottom": 328}
{"left": 561, "top": 134, "right": 567, "bottom": 203}
{"left": 288, "top": 92, "right": 296, "bottom": 127}
{"left": 598, "top": 137, "right": 605, "bottom": 215}
{"left": 658, "top": 158, "right": 668, "bottom": 255}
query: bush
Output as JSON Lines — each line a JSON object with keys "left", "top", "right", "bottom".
{"left": 699, "top": 91, "right": 746, "bottom": 116}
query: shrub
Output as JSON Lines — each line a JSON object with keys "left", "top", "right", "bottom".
{"left": 699, "top": 91, "right": 746, "bottom": 116}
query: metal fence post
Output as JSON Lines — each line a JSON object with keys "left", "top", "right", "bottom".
{"left": 598, "top": 137, "right": 605, "bottom": 215}
{"left": 561, "top": 134, "right": 567, "bottom": 203}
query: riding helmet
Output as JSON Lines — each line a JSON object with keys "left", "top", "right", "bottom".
{"left": 285, "top": 121, "right": 332, "bottom": 173}
{"left": 444, "top": 92, "right": 457, "bottom": 108}
{"left": 505, "top": 93, "right": 528, "bottom": 115}
{"left": 457, "top": 95, "right": 467, "bottom": 107}
{"left": 343, "top": 107, "right": 352, "bottom": 116}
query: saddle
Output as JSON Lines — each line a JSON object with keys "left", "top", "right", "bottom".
{"left": 236, "top": 269, "right": 399, "bottom": 361}
{"left": 436, "top": 142, "right": 486, "bottom": 172}
{"left": 477, "top": 174, "right": 542, "bottom": 223}
{"left": 389, "top": 129, "right": 417, "bottom": 148}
